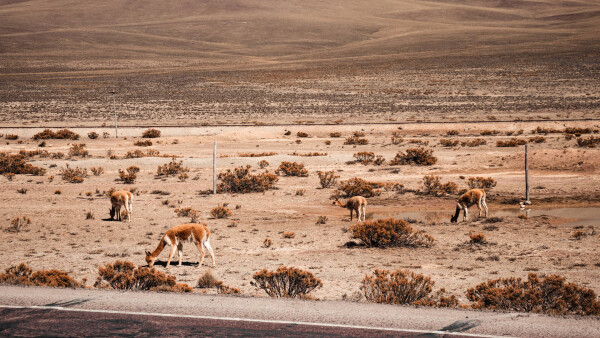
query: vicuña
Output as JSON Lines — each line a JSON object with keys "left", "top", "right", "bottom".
{"left": 333, "top": 196, "right": 367, "bottom": 221}
{"left": 145, "top": 223, "right": 215, "bottom": 268}
{"left": 109, "top": 190, "right": 133, "bottom": 222}
{"left": 450, "top": 188, "right": 488, "bottom": 222}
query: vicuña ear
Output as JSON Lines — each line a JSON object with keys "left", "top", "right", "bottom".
{"left": 145, "top": 250, "right": 151, "bottom": 256}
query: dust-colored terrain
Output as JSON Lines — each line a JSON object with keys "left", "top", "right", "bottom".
{"left": 0, "top": 0, "right": 599, "bottom": 305}
{"left": 1, "top": 122, "right": 599, "bottom": 302}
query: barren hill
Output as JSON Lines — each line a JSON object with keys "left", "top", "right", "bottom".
{"left": 0, "top": 0, "right": 599, "bottom": 123}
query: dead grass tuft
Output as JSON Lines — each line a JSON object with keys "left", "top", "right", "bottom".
{"left": 142, "top": 129, "right": 161, "bottom": 138}
{"left": 156, "top": 158, "right": 189, "bottom": 177}
{"left": 252, "top": 266, "right": 322, "bottom": 298}
{"left": 210, "top": 205, "right": 232, "bottom": 219}
{"left": 317, "top": 170, "right": 339, "bottom": 189}
{"left": 94, "top": 260, "right": 191, "bottom": 292}
{"left": 390, "top": 148, "right": 437, "bottom": 166}
{"left": 344, "top": 136, "right": 369, "bottom": 145}
{"left": 60, "top": 164, "right": 88, "bottom": 183}
{"left": 351, "top": 218, "right": 434, "bottom": 248}
{"left": 218, "top": 165, "right": 278, "bottom": 193}
{"left": 118, "top": 166, "right": 140, "bottom": 184}
{"left": 33, "top": 129, "right": 80, "bottom": 140}
{"left": 339, "top": 177, "right": 383, "bottom": 198}
{"left": 276, "top": 161, "right": 308, "bottom": 177}
{"left": 422, "top": 175, "right": 457, "bottom": 196}
{"left": 467, "top": 177, "right": 497, "bottom": 190}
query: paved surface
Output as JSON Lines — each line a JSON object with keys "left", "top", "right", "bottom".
{"left": 0, "top": 286, "right": 599, "bottom": 337}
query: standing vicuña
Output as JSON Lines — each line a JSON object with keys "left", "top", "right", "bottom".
{"left": 450, "top": 189, "right": 488, "bottom": 222}
{"left": 145, "top": 223, "right": 215, "bottom": 268}
{"left": 109, "top": 190, "right": 133, "bottom": 222}
{"left": 333, "top": 196, "right": 367, "bottom": 221}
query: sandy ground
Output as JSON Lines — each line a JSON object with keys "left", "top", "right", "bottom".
{"left": 1, "top": 121, "right": 599, "bottom": 303}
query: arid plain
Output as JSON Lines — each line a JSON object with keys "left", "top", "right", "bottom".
{"left": 0, "top": 0, "right": 599, "bottom": 305}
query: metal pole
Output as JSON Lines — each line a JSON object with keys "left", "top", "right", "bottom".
{"left": 113, "top": 95, "right": 118, "bottom": 138}
{"left": 213, "top": 141, "right": 217, "bottom": 194}
{"left": 525, "top": 144, "right": 530, "bottom": 203}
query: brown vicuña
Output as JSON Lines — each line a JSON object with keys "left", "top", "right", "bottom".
{"left": 145, "top": 223, "right": 215, "bottom": 268}
{"left": 333, "top": 196, "right": 367, "bottom": 221}
{"left": 109, "top": 190, "right": 133, "bottom": 222}
{"left": 450, "top": 189, "right": 488, "bottom": 223}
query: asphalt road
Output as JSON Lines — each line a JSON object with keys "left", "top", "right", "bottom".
{"left": 0, "top": 286, "right": 598, "bottom": 337}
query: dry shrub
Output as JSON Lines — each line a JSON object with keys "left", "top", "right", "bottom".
{"left": 480, "top": 130, "right": 500, "bottom": 136}
{"left": 439, "top": 139, "right": 459, "bottom": 147}
{"left": 218, "top": 165, "right": 278, "bottom": 193}
{"left": 263, "top": 238, "right": 273, "bottom": 248}
{"left": 390, "top": 148, "right": 437, "bottom": 166}
{"left": 276, "top": 161, "right": 308, "bottom": 177}
{"left": 468, "top": 177, "right": 497, "bottom": 190}
{"left": 529, "top": 136, "right": 546, "bottom": 143}
{"left": 296, "top": 131, "right": 309, "bottom": 138}
{"left": 156, "top": 157, "right": 189, "bottom": 177}
{"left": 353, "top": 152, "right": 375, "bottom": 164}
{"left": 60, "top": 164, "right": 88, "bottom": 183}
{"left": 350, "top": 218, "right": 434, "bottom": 248}
{"left": 446, "top": 130, "right": 459, "bottom": 136}
{"left": 210, "top": 205, "right": 232, "bottom": 219}
{"left": 258, "top": 160, "right": 269, "bottom": 168}
{"left": 532, "top": 126, "right": 562, "bottom": 134}
{"left": 90, "top": 166, "right": 104, "bottom": 176}
{"left": 518, "top": 214, "right": 529, "bottom": 220}
{"left": 215, "top": 281, "right": 241, "bottom": 295}
{"left": 469, "top": 231, "right": 487, "bottom": 244}
{"left": 496, "top": 138, "right": 527, "bottom": 147}
{"left": 317, "top": 170, "right": 339, "bottom": 188}
{"left": 316, "top": 216, "right": 328, "bottom": 225}
{"left": 6, "top": 134, "right": 18, "bottom": 140}
{"left": 564, "top": 127, "right": 593, "bottom": 135}
{"left": 391, "top": 135, "right": 403, "bottom": 145}
{"left": 461, "top": 138, "right": 487, "bottom": 147}
{"left": 252, "top": 266, "right": 322, "bottom": 298}
{"left": 134, "top": 140, "right": 153, "bottom": 147}
{"left": 238, "top": 152, "right": 277, "bottom": 157}
{"left": 38, "top": 141, "right": 47, "bottom": 147}
{"left": 17, "top": 188, "right": 27, "bottom": 194}
{"left": 177, "top": 173, "right": 189, "bottom": 182}
{"left": 0, "top": 153, "right": 47, "bottom": 176}
{"left": 408, "top": 139, "right": 429, "bottom": 146}
{"left": 3, "top": 173, "right": 15, "bottom": 181}
{"left": 422, "top": 175, "right": 457, "bottom": 196}
{"left": 571, "top": 230, "right": 586, "bottom": 240}
{"left": 296, "top": 189, "right": 305, "bottom": 196}
{"left": 466, "top": 273, "right": 600, "bottom": 315}
{"left": 33, "top": 129, "right": 80, "bottom": 140}
{"left": 284, "top": 130, "right": 291, "bottom": 136}
{"left": 344, "top": 136, "right": 369, "bottom": 145}
{"left": 69, "top": 143, "right": 88, "bottom": 157}
{"left": 174, "top": 207, "right": 196, "bottom": 217}
{"left": 6, "top": 216, "right": 31, "bottom": 232}
{"left": 94, "top": 260, "right": 192, "bottom": 292}
{"left": 353, "top": 131, "right": 366, "bottom": 137}
{"left": 282, "top": 232, "right": 296, "bottom": 239}
{"left": 330, "top": 132, "right": 342, "bottom": 138}
{"left": 339, "top": 177, "right": 383, "bottom": 198}
{"left": 142, "top": 129, "right": 161, "bottom": 138}
{"left": 88, "top": 131, "right": 99, "bottom": 139}
{"left": 576, "top": 136, "right": 600, "bottom": 148}
{"left": 54, "top": 190, "right": 61, "bottom": 195}
{"left": 0, "top": 263, "right": 83, "bottom": 288}
{"left": 119, "top": 166, "right": 140, "bottom": 184}
{"left": 361, "top": 269, "right": 458, "bottom": 307}
{"left": 290, "top": 152, "right": 327, "bottom": 157}
{"left": 85, "top": 211, "right": 94, "bottom": 220}
{"left": 197, "top": 270, "right": 218, "bottom": 288}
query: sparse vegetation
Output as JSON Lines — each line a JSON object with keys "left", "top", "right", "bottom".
{"left": 118, "top": 166, "right": 140, "bottom": 184}
{"left": 0, "top": 263, "right": 83, "bottom": 288}
{"left": 576, "top": 136, "right": 600, "bottom": 148}
{"left": 88, "top": 131, "right": 99, "bottom": 139}
{"left": 215, "top": 281, "right": 241, "bottom": 295}
{"left": 5, "top": 134, "right": 18, "bottom": 140}
{"left": 282, "top": 232, "right": 296, "bottom": 239}
{"left": 361, "top": 269, "right": 458, "bottom": 307}
{"left": 344, "top": 136, "right": 369, "bottom": 145}
{"left": 390, "top": 148, "right": 437, "bottom": 166}
{"left": 6, "top": 216, "right": 31, "bottom": 233}
{"left": 90, "top": 166, "right": 104, "bottom": 176}
{"left": 467, "top": 177, "right": 497, "bottom": 190}
{"left": 529, "top": 136, "right": 546, "bottom": 143}
{"left": 156, "top": 157, "right": 189, "bottom": 177}
{"left": 217, "top": 165, "right": 278, "bottom": 193}
{"left": 94, "top": 260, "right": 192, "bottom": 292}
{"left": 339, "top": 177, "right": 384, "bottom": 197}
{"left": 210, "top": 205, "right": 232, "bottom": 219}
{"left": 469, "top": 231, "right": 487, "bottom": 244}
{"left": 421, "top": 175, "right": 458, "bottom": 196}
{"left": 59, "top": 164, "right": 88, "bottom": 183}
{"left": 317, "top": 170, "right": 339, "bottom": 189}
{"left": 296, "top": 131, "right": 309, "bottom": 137}
{"left": 33, "top": 129, "right": 80, "bottom": 140}
{"left": 263, "top": 238, "right": 273, "bottom": 248}
{"left": 330, "top": 132, "right": 341, "bottom": 138}
{"left": 461, "top": 138, "right": 487, "bottom": 147}
{"left": 0, "top": 153, "right": 47, "bottom": 176}
{"left": 258, "top": 160, "right": 269, "bottom": 168}
{"left": 466, "top": 273, "right": 600, "bottom": 315}
{"left": 134, "top": 140, "right": 153, "bottom": 147}
{"left": 252, "top": 266, "right": 322, "bottom": 298}
{"left": 439, "top": 139, "right": 459, "bottom": 147}
{"left": 238, "top": 152, "right": 277, "bottom": 157}
{"left": 68, "top": 143, "right": 88, "bottom": 157}
{"left": 350, "top": 218, "right": 434, "bottom": 248}
{"left": 276, "top": 161, "right": 308, "bottom": 177}
{"left": 196, "top": 270, "right": 218, "bottom": 288}
{"left": 496, "top": 138, "right": 527, "bottom": 147}
{"left": 316, "top": 216, "right": 328, "bottom": 225}
{"left": 142, "top": 129, "right": 161, "bottom": 138}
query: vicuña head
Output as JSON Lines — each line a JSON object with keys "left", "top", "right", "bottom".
{"left": 145, "top": 223, "right": 215, "bottom": 268}
{"left": 451, "top": 188, "right": 488, "bottom": 223}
